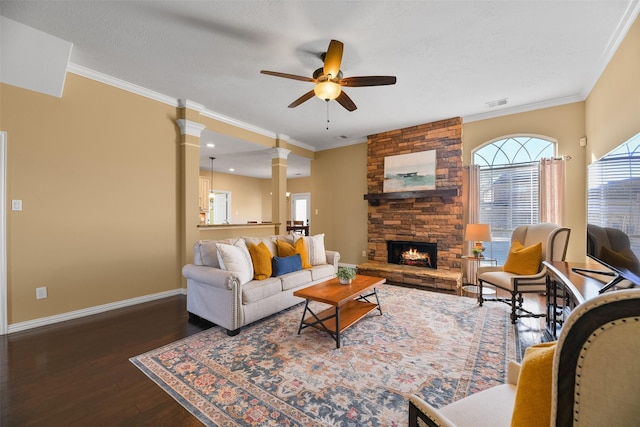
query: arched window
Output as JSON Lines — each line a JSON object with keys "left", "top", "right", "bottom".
{"left": 473, "top": 136, "right": 555, "bottom": 262}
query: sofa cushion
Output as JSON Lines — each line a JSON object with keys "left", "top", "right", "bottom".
{"left": 242, "top": 278, "right": 281, "bottom": 304}
{"left": 280, "top": 269, "right": 313, "bottom": 291}
{"left": 276, "top": 239, "right": 312, "bottom": 269}
{"left": 272, "top": 254, "right": 303, "bottom": 277}
{"left": 294, "top": 233, "right": 328, "bottom": 266}
{"left": 503, "top": 240, "right": 542, "bottom": 275}
{"left": 215, "top": 240, "right": 254, "bottom": 285}
{"left": 247, "top": 242, "right": 273, "bottom": 280}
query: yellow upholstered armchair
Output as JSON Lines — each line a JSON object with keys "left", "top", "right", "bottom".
{"left": 477, "top": 223, "right": 570, "bottom": 323}
{"left": 409, "top": 288, "right": 640, "bottom": 427}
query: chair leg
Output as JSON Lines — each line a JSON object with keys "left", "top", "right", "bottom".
{"left": 510, "top": 293, "right": 518, "bottom": 324}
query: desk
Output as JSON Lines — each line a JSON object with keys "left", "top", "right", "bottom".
{"left": 286, "top": 225, "right": 309, "bottom": 235}
{"left": 544, "top": 261, "right": 612, "bottom": 340}
{"left": 460, "top": 256, "right": 497, "bottom": 295}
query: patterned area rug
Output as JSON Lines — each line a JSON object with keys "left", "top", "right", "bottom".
{"left": 131, "top": 285, "right": 516, "bottom": 426}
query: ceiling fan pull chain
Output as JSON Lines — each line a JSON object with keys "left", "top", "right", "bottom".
{"left": 326, "top": 100, "right": 330, "bottom": 130}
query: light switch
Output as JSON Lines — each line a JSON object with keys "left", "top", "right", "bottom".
{"left": 12, "top": 200, "right": 22, "bottom": 211}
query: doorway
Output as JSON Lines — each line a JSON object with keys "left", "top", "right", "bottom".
{"left": 291, "top": 192, "right": 310, "bottom": 226}
{"left": 209, "top": 191, "right": 231, "bottom": 224}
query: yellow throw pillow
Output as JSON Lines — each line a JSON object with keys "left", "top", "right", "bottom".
{"left": 248, "top": 242, "right": 272, "bottom": 280}
{"left": 511, "top": 341, "right": 557, "bottom": 427}
{"left": 276, "top": 239, "right": 312, "bottom": 269}
{"left": 503, "top": 240, "right": 542, "bottom": 275}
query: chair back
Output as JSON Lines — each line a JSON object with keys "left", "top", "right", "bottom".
{"left": 511, "top": 223, "right": 570, "bottom": 266}
{"left": 552, "top": 288, "right": 640, "bottom": 426}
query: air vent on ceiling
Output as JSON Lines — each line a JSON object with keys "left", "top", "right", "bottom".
{"left": 335, "top": 135, "right": 350, "bottom": 140}
{"left": 486, "top": 98, "right": 508, "bottom": 108}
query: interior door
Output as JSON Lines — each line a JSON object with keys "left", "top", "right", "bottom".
{"left": 211, "top": 191, "right": 231, "bottom": 224}
{"left": 291, "top": 192, "right": 310, "bottom": 226}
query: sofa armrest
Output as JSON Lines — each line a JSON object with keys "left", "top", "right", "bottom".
{"left": 507, "top": 361, "right": 521, "bottom": 385}
{"left": 325, "top": 250, "right": 340, "bottom": 272}
{"left": 409, "top": 394, "right": 458, "bottom": 427}
{"left": 182, "top": 264, "right": 240, "bottom": 290}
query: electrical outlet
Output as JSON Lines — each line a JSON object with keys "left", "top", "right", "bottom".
{"left": 36, "top": 286, "right": 47, "bottom": 300}
{"left": 362, "top": 250, "right": 367, "bottom": 257}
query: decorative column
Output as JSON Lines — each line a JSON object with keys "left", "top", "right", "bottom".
{"left": 176, "top": 105, "right": 206, "bottom": 285}
{"left": 270, "top": 147, "right": 290, "bottom": 235}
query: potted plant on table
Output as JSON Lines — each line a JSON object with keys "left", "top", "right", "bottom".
{"left": 337, "top": 267, "right": 356, "bottom": 285}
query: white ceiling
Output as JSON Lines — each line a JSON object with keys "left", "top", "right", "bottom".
{"left": 1, "top": 1, "right": 639, "bottom": 178}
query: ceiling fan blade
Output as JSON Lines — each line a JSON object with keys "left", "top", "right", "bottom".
{"left": 340, "top": 76, "right": 397, "bottom": 87}
{"left": 260, "top": 70, "right": 314, "bottom": 83}
{"left": 336, "top": 91, "right": 357, "bottom": 112}
{"left": 288, "top": 90, "right": 315, "bottom": 108}
{"left": 323, "top": 39, "right": 343, "bottom": 78}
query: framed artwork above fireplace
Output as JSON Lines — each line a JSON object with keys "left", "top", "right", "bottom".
{"left": 383, "top": 150, "right": 436, "bottom": 193}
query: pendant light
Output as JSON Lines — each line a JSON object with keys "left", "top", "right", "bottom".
{"left": 209, "top": 157, "right": 215, "bottom": 199}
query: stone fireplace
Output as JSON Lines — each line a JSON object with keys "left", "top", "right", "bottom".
{"left": 387, "top": 240, "right": 437, "bottom": 269}
{"left": 357, "top": 117, "right": 464, "bottom": 291}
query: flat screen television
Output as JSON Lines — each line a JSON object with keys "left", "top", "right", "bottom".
{"left": 577, "top": 134, "right": 640, "bottom": 293}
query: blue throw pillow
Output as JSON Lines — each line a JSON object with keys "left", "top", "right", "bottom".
{"left": 272, "top": 254, "right": 302, "bottom": 276}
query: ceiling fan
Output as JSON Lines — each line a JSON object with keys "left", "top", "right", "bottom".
{"left": 260, "top": 39, "right": 396, "bottom": 112}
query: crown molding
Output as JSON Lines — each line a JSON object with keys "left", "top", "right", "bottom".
{"left": 463, "top": 94, "right": 583, "bottom": 124}
{"left": 178, "top": 99, "right": 205, "bottom": 113}
{"left": 199, "top": 108, "right": 276, "bottom": 139}
{"left": 67, "top": 62, "right": 179, "bottom": 107}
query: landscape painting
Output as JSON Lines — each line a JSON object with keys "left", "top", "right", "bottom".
{"left": 383, "top": 150, "right": 436, "bottom": 193}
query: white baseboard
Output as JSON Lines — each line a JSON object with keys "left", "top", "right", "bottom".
{"left": 7, "top": 288, "right": 187, "bottom": 334}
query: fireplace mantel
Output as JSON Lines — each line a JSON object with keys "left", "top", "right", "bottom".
{"left": 364, "top": 189, "right": 459, "bottom": 206}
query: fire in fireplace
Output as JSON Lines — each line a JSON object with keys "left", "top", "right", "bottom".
{"left": 387, "top": 241, "right": 437, "bottom": 269}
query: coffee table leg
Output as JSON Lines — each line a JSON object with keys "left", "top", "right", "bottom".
{"left": 373, "top": 288, "right": 383, "bottom": 315}
{"left": 297, "top": 300, "right": 310, "bottom": 334}
{"left": 335, "top": 306, "right": 341, "bottom": 348}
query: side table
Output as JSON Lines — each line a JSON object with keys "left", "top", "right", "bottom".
{"left": 460, "top": 255, "right": 498, "bottom": 296}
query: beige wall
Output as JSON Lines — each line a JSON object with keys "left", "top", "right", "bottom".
{"left": 586, "top": 16, "right": 640, "bottom": 162}
{"left": 198, "top": 172, "right": 312, "bottom": 224}
{"left": 462, "top": 102, "right": 586, "bottom": 262}
{"left": 200, "top": 170, "right": 264, "bottom": 223}
{"left": 311, "top": 143, "right": 368, "bottom": 265}
{"left": 2, "top": 74, "right": 181, "bottom": 324}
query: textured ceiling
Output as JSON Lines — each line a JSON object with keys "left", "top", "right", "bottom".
{"left": 1, "top": 0, "right": 638, "bottom": 178}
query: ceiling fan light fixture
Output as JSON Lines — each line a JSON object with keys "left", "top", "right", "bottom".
{"left": 314, "top": 81, "right": 341, "bottom": 101}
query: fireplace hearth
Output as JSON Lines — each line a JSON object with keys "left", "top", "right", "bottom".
{"left": 387, "top": 241, "right": 437, "bottom": 269}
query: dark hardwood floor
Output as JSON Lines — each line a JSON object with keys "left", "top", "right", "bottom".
{"left": 0, "top": 288, "right": 545, "bottom": 426}
{"left": 0, "top": 295, "right": 211, "bottom": 426}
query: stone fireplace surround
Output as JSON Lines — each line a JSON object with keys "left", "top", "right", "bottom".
{"left": 357, "top": 117, "right": 464, "bottom": 292}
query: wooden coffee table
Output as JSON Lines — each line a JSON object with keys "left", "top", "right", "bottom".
{"left": 293, "top": 275, "right": 385, "bottom": 348}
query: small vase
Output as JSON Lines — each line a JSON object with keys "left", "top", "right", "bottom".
{"left": 339, "top": 277, "right": 352, "bottom": 285}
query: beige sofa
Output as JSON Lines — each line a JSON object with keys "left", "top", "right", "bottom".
{"left": 182, "top": 234, "right": 340, "bottom": 335}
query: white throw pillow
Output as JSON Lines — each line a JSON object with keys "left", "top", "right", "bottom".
{"left": 294, "top": 233, "right": 327, "bottom": 265}
{"left": 215, "top": 239, "right": 254, "bottom": 284}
